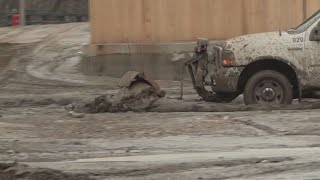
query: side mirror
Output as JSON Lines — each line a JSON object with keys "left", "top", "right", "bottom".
{"left": 310, "top": 22, "right": 320, "bottom": 41}
{"left": 194, "top": 38, "right": 209, "bottom": 53}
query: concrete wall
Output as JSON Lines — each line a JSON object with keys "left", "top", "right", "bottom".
{"left": 82, "top": 43, "right": 197, "bottom": 80}
{"left": 89, "top": 0, "right": 320, "bottom": 44}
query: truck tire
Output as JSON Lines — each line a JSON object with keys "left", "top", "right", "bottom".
{"left": 244, "top": 70, "right": 293, "bottom": 105}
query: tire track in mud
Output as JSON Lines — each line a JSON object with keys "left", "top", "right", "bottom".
{"left": 31, "top": 24, "right": 83, "bottom": 55}
{"left": 77, "top": 157, "right": 294, "bottom": 178}
{"left": 25, "top": 24, "right": 84, "bottom": 86}
{"left": 24, "top": 24, "right": 107, "bottom": 86}
{"left": 0, "top": 162, "right": 94, "bottom": 180}
{"left": 231, "top": 118, "right": 282, "bottom": 135}
{"left": 217, "top": 161, "right": 320, "bottom": 180}
{"left": 0, "top": 24, "right": 86, "bottom": 88}
{"left": 146, "top": 97, "right": 320, "bottom": 113}
{"left": 102, "top": 161, "right": 319, "bottom": 179}
{"left": 83, "top": 159, "right": 320, "bottom": 179}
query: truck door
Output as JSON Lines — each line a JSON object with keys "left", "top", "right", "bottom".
{"left": 305, "top": 20, "right": 320, "bottom": 89}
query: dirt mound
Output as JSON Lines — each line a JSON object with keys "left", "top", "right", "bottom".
{"left": 72, "top": 82, "right": 165, "bottom": 113}
{"left": 0, "top": 162, "right": 93, "bottom": 180}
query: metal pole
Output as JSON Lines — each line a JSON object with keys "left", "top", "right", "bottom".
{"left": 19, "top": 0, "right": 26, "bottom": 26}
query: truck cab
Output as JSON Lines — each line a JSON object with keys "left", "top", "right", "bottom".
{"left": 187, "top": 10, "right": 320, "bottom": 105}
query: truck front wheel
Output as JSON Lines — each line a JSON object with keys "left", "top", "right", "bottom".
{"left": 244, "top": 70, "right": 293, "bottom": 105}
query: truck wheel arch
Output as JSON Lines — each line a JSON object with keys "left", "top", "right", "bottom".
{"left": 237, "top": 58, "right": 300, "bottom": 98}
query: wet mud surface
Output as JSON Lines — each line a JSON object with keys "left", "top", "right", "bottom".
{"left": 0, "top": 24, "right": 319, "bottom": 179}
{"left": 0, "top": 162, "right": 93, "bottom": 180}
{"left": 72, "top": 87, "right": 320, "bottom": 113}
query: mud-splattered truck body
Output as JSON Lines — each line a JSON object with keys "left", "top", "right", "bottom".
{"left": 186, "top": 10, "right": 320, "bottom": 105}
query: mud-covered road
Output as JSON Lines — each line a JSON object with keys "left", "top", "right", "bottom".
{"left": 0, "top": 23, "right": 320, "bottom": 180}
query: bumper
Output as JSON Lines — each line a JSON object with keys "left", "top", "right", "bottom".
{"left": 211, "top": 67, "right": 244, "bottom": 93}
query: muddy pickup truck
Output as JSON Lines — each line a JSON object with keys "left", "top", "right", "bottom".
{"left": 186, "top": 10, "right": 320, "bottom": 105}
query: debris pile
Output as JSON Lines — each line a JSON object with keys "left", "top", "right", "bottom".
{"left": 71, "top": 72, "right": 166, "bottom": 113}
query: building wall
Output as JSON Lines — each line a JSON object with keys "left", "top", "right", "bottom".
{"left": 306, "top": 0, "right": 320, "bottom": 17}
{"left": 89, "top": 0, "right": 320, "bottom": 44}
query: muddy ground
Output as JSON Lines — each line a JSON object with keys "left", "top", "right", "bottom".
{"left": 0, "top": 23, "right": 319, "bottom": 180}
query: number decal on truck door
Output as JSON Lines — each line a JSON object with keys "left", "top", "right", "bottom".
{"left": 293, "top": 37, "right": 304, "bottom": 43}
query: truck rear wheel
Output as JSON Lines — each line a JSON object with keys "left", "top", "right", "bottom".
{"left": 244, "top": 70, "right": 293, "bottom": 105}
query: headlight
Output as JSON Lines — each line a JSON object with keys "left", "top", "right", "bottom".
{"left": 222, "top": 50, "right": 235, "bottom": 66}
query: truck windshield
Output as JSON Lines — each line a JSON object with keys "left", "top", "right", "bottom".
{"left": 287, "top": 10, "right": 320, "bottom": 33}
